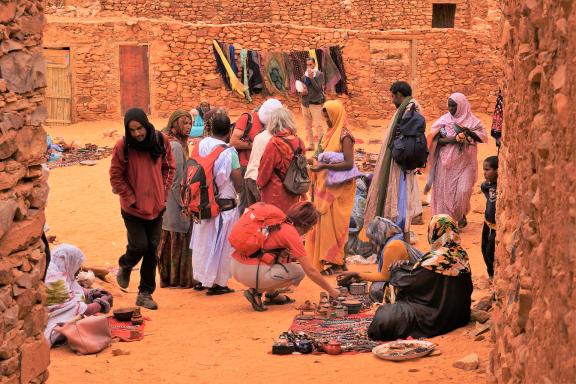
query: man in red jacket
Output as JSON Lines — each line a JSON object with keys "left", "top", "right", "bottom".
{"left": 110, "top": 108, "right": 175, "bottom": 310}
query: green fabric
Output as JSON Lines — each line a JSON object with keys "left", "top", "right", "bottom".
{"left": 45, "top": 280, "right": 70, "bottom": 306}
{"left": 231, "top": 149, "right": 240, "bottom": 170}
{"left": 266, "top": 53, "right": 286, "bottom": 93}
{"left": 373, "top": 96, "right": 413, "bottom": 218}
{"left": 241, "top": 49, "right": 252, "bottom": 102}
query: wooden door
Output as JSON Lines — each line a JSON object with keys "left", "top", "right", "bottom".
{"left": 44, "top": 48, "right": 72, "bottom": 124}
{"left": 119, "top": 45, "right": 150, "bottom": 115}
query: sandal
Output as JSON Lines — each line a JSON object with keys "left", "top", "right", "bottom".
{"left": 264, "top": 294, "right": 295, "bottom": 306}
{"left": 193, "top": 283, "right": 206, "bottom": 291}
{"left": 206, "top": 285, "right": 235, "bottom": 295}
{"left": 243, "top": 289, "right": 267, "bottom": 312}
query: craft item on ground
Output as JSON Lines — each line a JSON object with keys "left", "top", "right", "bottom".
{"left": 113, "top": 307, "right": 136, "bottom": 322}
{"left": 343, "top": 299, "right": 362, "bottom": 314}
{"left": 372, "top": 340, "right": 435, "bottom": 361}
{"left": 339, "top": 286, "right": 349, "bottom": 295}
{"left": 47, "top": 143, "right": 113, "bottom": 169}
{"left": 131, "top": 307, "right": 144, "bottom": 325}
{"left": 272, "top": 337, "right": 295, "bottom": 355}
{"left": 108, "top": 316, "right": 146, "bottom": 342}
{"left": 76, "top": 270, "right": 95, "bottom": 288}
{"left": 349, "top": 282, "right": 368, "bottom": 295}
{"left": 324, "top": 340, "right": 342, "bottom": 355}
{"left": 288, "top": 314, "right": 379, "bottom": 353}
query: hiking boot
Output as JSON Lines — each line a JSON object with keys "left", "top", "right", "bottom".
{"left": 136, "top": 292, "right": 158, "bottom": 310}
{"left": 116, "top": 267, "right": 131, "bottom": 289}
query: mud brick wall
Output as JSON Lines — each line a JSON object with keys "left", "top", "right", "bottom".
{"left": 0, "top": 1, "right": 50, "bottom": 383}
{"left": 95, "top": 0, "right": 473, "bottom": 30}
{"left": 44, "top": 19, "right": 501, "bottom": 123}
{"left": 490, "top": 0, "right": 576, "bottom": 383}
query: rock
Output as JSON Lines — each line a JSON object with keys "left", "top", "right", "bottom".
{"left": 0, "top": 1, "right": 17, "bottom": 24}
{"left": 112, "top": 349, "right": 131, "bottom": 356}
{"left": 453, "top": 353, "right": 479, "bottom": 371}
{"left": 475, "top": 297, "right": 493, "bottom": 312}
{"left": 20, "top": 339, "right": 50, "bottom": 384}
{"left": 0, "top": 199, "right": 18, "bottom": 239}
{"left": 474, "top": 335, "right": 486, "bottom": 342}
{"left": 471, "top": 309, "right": 491, "bottom": 324}
{"left": 0, "top": 161, "right": 25, "bottom": 191}
{"left": 0, "top": 209, "right": 45, "bottom": 257}
{"left": 0, "top": 51, "right": 46, "bottom": 94}
{"left": 80, "top": 160, "right": 97, "bottom": 166}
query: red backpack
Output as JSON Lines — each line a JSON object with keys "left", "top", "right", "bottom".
{"left": 229, "top": 203, "right": 287, "bottom": 257}
{"left": 181, "top": 143, "right": 228, "bottom": 221}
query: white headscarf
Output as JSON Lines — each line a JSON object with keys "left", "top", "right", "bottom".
{"left": 45, "top": 244, "right": 87, "bottom": 345}
{"left": 257, "top": 98, "right": 282, "bottom": 126}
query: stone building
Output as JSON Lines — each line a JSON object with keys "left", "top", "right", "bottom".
{"left": 0, "top": 1, "right": 51, "bottom": 383}
{"left": 43, "top": 0, "right": 502, "bottom": 123}
{"left": 491, "top": 0, "right": 575, "bottom": 383}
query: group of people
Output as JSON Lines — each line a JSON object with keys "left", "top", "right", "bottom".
{"left": 43, "top": 55, "right": 500, "bottom": 346}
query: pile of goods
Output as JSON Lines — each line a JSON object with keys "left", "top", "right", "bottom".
{"left": 272, "top": 288, "right": 378, "bottom": 355}
{"left": 48, "top": 141, "right": 113, "bottom": 169}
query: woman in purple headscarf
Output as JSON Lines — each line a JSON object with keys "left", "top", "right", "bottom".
{"left": 424, "top": 93, "right": 487, "bottom": 228}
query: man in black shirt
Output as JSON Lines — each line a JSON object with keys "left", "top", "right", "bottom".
{"left": 481, "top": 156, "right": 498, "bottom": 278}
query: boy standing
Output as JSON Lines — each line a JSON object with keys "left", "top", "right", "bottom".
{"left": 481, "top": 156, "right": 498, "bottom": 279}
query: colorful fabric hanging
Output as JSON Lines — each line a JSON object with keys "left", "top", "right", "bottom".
{"left": 229, "top": 45, "right": 238, "bottom": 77}
{"left": 212, "top": 40, "right": 246, "bottom": 97}
{"left": 248, "top": 50, "right": 264, "bottom": 94}
{"left": 322, "top": 47, "right": 342, "bottom": 93}
{"left": 283, "top": 52, "right": 296, "bottom": 93}
{"left": 265, "top": 52, "right": 287, "bottom": 93}
{"left": 213, "top": 42, "right": 231, "bottom": 90}
{"left": 308, "top": 48, "right": 319, "bottom": 67}
{"left": 330, "top": 46, "right": 348, "bottom": 94}
{"left": 241, "top": 49, "right": 252, "bottom": 102}
{"left": 290, "top": 51, "right": 308, "bottom": 81}
{"left": 315, "top": 48, "right": 324, "bottom": 72}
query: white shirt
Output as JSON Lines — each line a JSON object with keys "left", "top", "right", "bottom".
{"left": 244, "top": 130, "right": 272, "bottom": 181}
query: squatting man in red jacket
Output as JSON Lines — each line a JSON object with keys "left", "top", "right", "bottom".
{"left": 109, "top": 108, "right": 175, "bottom": 310}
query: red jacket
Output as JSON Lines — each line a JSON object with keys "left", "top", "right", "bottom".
{"left": 109, "top": 134, "right": 175, "bottom": 220}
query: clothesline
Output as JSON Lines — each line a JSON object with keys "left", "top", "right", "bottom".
{"left": 212, "top": 40, "right": 348, "bottom": 102}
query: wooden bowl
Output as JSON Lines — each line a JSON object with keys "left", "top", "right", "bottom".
{"left": 113, "top": 307, "right": 136, "bottom": 322}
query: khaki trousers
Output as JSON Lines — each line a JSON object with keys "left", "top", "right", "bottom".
{"left": 301, "top": 104, "right": 324, "bottom": 147}
{"left": 231, "top": 259, "right": 305, "bottom": 293}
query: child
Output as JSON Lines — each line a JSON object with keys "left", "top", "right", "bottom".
{"left": 481, "top": 156, "right": 498, "bottom": 278}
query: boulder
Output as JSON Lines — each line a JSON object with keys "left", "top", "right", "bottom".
{"left": 453, "top": 353, "right": 480, "bottom": 371}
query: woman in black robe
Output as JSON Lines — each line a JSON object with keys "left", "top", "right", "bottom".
{"left": 368, "top": 214, "right": 473, "bottom": 341}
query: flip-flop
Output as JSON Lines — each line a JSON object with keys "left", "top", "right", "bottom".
{"left": 206, "top": 286, "right": 235, "bottom": 296}
{"left": 264, "top": 294, "right": 295, "bottom": 306}
{"left": 243, "top": 289, "right": 267, "bottom": 312}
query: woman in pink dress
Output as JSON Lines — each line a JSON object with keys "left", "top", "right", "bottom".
{"left": 425, "top": 93, "right": 487, "bottom": 228}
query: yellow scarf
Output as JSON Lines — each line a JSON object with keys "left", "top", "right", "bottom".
{"left": 212, "top": 40, "right": 246, "bottom": 98}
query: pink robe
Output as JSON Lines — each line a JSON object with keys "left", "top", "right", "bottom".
{"left": 426, "top": 93, "right": 487, "bottom": 222}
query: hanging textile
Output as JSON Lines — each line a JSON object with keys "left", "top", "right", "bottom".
{"left": 283, "top": 52, "right": 296, "bottom": 93}
{"left": 330, "top": 46, "right": 348, "bottom": 94}
{"left": 213, "top": 42, "right": 231, "bottom": 90}
{"left": 290, "top": 51, "right": 308, "bottom": 82}
{"left": 322, "top": 47, "right": 342, "bottom": 93}
{"left": 229, "top": 45, "right": 238, "bottom": 78}
{"left": 247, "top": 50, "right": 264, "bottom": 94}
{"left": 212, "top": 40, "right": 246, "bottom": 97}
{"left": 265, "top": 52, "right": 287, "bottom": 93}
{"left": 240, "top": 49, "right": 252, "bottom": 102}
{"left": 257, "top": 51, "right": 271, "bottom": 95}
{"left": 315, "top": 48, "right": 324, "bottom": 72}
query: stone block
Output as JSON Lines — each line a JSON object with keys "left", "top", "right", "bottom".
{"left": 19, "top": 339, "right": 50, "bottom": 384}
{"left": 0, "top": 199, "right": 18, "bottom": 240}
{"left": 0, "top": 1, "right": 17, "bottom": 24}
{"left": 0, "top": 51, "right": 46, "bottom": 94}
{"left": 0, "top": 210, "right": 45, "bottom": 257}
{"left": 453, "top": 353, "right": 480, "bottom": 371}
{"left": 0, "top": 161, "right": 25, "bottom": 191}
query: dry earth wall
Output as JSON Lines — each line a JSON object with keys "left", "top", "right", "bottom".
{"left": 44, "top": 18, "right": 501, "bottom": 122}
{"left": 47, "top": 0, "right": 474, "bottom": 30}
{"left": 491, "top": 0, "right": 576, "bottom": 383}
{"left": 0, "top": 1, "right": 50, "bottom": 383}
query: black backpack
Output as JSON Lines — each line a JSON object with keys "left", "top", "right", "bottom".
{"left": 391, "top": 110, "right": 428, "bottom": 171}
{"left": 274, "top": 136, "right": 311, "bottom": 195}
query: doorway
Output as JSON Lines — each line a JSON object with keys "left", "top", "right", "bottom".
{"left": 44, "top": 48, "right": 72, "bottom": 124}
{"left": 119, "top": 45, "right": 150, "bottom": 115}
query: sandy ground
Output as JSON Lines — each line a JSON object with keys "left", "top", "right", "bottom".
{"left": 44, "top": 110, "right": 497, "bottom": 384}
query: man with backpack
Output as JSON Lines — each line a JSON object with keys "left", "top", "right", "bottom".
{"left": 230, "top": 99, "right": 282, "bottom": 212}
{"left": 187, "top": 112, "right": 243, "bottom": 295}
{"left": 364, "top": 81, "right": 426, "bottom": 243}
{"left": 110, "top": 108, "right": 175, "bottom": 310}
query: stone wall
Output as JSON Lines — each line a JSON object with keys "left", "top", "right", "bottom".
{"left": 0, "top": 1, "right": 50, "bottom": 384}
{"left": 90, "top": 0, "right": 473, "bottom": 30}
{"left": 490, "top": 0, "right": 575, "bottom": 383}
{"left": 44, "top": 18, "right": 501, "bottom": 122}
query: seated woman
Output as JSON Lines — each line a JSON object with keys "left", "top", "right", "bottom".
{"left": 366, "top": 215, "right": 473, "bottom": 341}
{"left": 339, "top": 216, "right": 423, "bottom": 303}
{"left": 231, "top": 202, "right": 340, "bottom": 312}
{"left": 45, "top": 244, "right": 113, "bottom": 346}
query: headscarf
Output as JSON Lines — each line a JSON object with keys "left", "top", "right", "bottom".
{"left": 164, "top": 110, "right": 192, "bottom": 140}
{"left": 321, "top": 99, "right": 346, "bottom": 152}
{"left": 287, "top": 201, "right": 319, "bottom": 230}
{"left": 414, "top": 214, "right": 470, "bottom": 276}
{"left": 446, "top": 92, "right": 482, "bottom": 129}
{"left": 45, "top": 244, "right": 87, "bottom": 345}
{"left": 196, "top": 102, "right": 210, "bottom": 120}
{"left": 124, "top": 108, "right": 165, "bottom": 161}
{"left": 258, "top": 98, "right": 282, "bottom": 126}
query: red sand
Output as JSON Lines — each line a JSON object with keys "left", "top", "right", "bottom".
{"left": 45, "top": 112, "right": 495, "bottom": 384}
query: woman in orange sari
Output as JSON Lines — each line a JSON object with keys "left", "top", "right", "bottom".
{"left": 306, "top": 100, "right": 357, "bottom": 275}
